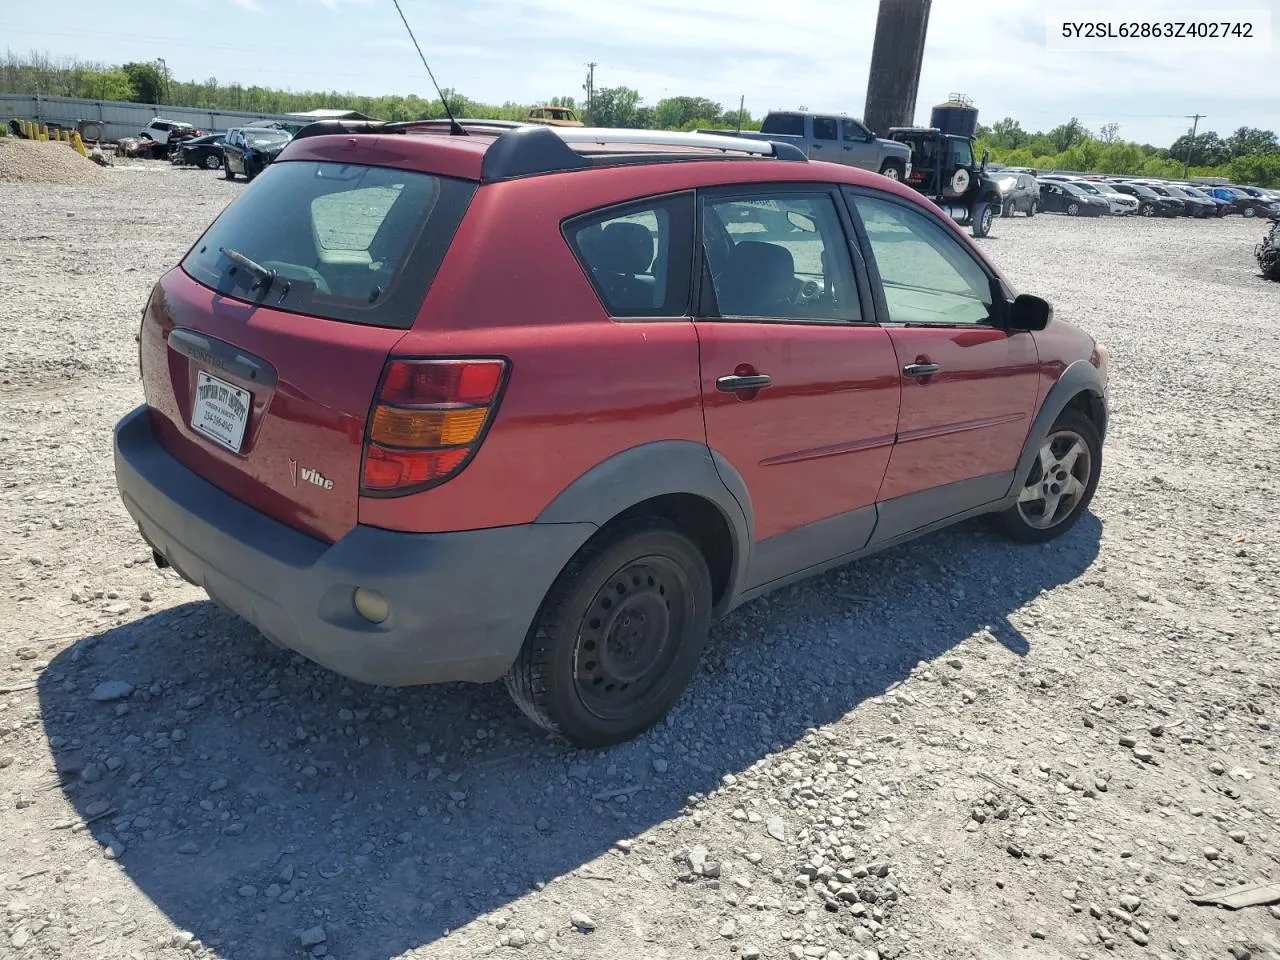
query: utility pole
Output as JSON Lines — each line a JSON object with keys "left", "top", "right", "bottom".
{"left": 737, "top": 94, "right": 745, "bottom": 132}
{"left": 1183, "top": 113, "right": 1204, "bottom": 178}
{"left": 864, "top": 0, "right": 932, "bottom": 137}
{"left": 584, "top": 62, "right": 596, "bottom": 125}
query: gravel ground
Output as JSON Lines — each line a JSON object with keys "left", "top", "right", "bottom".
{"left": 1, "top": 163, "right": 1279, "bottom": 960}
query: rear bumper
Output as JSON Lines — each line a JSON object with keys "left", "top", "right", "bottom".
{"left": 113, "top": 405, "right": 595, "bottom": 687}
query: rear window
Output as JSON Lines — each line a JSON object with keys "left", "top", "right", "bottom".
{"left": 181, "top": 160, "right": 476, "bottom": 328}
{"left": 761, "top": 113, "right": 805, "bottom": 137}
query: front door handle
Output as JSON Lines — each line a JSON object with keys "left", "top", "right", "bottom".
{"left": 716, "top": 374, "right": 772, "bottom": 392}
{"left": 903, "top": 363, "right": 940, "bottom": 378}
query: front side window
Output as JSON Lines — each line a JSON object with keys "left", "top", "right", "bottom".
{"left": 699, "top": 192, "right": 860, "bottom": 322}
{"left": 849, "top": 193, "right": 995, "bottom": 326}
{"left": 953, "top": 139, "right": 974, "bottom": 168}
{"left": 565, "top": 193, "right": 694, "bottom": 318}
{"left": 842, "top": 119, "right": 871, "bottom": 142}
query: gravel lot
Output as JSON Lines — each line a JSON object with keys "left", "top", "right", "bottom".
{"left": 2, "top": 162, "right": 1279, "bottom": 960}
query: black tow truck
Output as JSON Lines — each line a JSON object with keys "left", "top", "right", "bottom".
{"left": 887, "top": 96, "right": 1003, "bottom": 238}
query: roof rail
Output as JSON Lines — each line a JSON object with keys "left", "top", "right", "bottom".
{"left": 480, "top": 126, "right": 807, "bottom": 181}
{"left": 387, "top": 118, "right": 529, "bottom": 133}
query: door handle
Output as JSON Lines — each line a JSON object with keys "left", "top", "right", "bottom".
{"left": 903, "top": 363, "right": 940, "bottom": 378}
{"left": 716, "top": 374, "right": 772, "bottom": 392}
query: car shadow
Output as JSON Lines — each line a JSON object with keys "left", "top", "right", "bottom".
{"left": 38, "top": 513, "right": 1101, "bottom": 960}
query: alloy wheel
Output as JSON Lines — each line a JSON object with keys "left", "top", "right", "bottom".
{"left": 1016, "top": 430, "right": 1092, "bottom": 530}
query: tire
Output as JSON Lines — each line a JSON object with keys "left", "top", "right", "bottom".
{"left": 1141, "top": 203, "right": 1156, "bottom": 217}
{"left": 1027, "top": 200, "right": 1037, "bottom": 217}
{"left": 991, "top": 409, "right": 1102, "bottom": 544}
{"left": 1066, "top": 202, "right": 1080, "bottom": 217}
{"left": 1002, "top": 199, "right": 1015, "bottom": 218}
{"left": 971, "top": 202, "right": 993, "bottom": 238}
{"left": 504, "top": 519, "right": 713, "bottom": 748}
{"left": 1243, "top": 206, "right": 1257, "bottom": 219}
{"left": 223, "top": 162, "right": 235, "bottom": 180}
{"left": 203, "top": 153, "right": 222, "bottom": 170}
{"left": 879, "top": 160, "right": 905, "bottom": 181}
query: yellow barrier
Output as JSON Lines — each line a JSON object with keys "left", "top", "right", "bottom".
{"left": 71, "top": 131, "right": 87, "bottom": 157}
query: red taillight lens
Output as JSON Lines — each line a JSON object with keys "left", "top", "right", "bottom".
{"left": 361, "top": 358, "right": 507, "bottom": 496}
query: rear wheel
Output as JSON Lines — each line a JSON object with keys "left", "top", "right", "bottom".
{"left": 505, "top": 519, "right": 713, "bottom": 748}
{"left": 204, "top": 153, "right": 222, "bottom": 170}
{"left": 1002, "top": 199, "right": 1015, "bottom": 218}
{"left": 879, "top": 160, "right": 905, "bottom": 181}
{"left": 223, "top": 161, "right": 235, "bottom": 180}
{"left": 992, "top": 409, "right": 1102, "bottom": 544}
{"left": 971, "top": 202, "right": 994, "bottom": 238}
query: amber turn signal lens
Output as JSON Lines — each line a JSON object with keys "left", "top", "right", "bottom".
{"left": 371, "top": 406, "right": 488, "bottom": 449}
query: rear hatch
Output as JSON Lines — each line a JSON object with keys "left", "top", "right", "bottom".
{"left": 140, "top": 157, "right": 476, "bottom": 543}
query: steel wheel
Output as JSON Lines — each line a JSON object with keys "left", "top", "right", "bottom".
{"left": 1016, "top": 430, "right": 1091, "bottom": 530}
{"left": 880, "top": 163, "right": 902, "bottom": 181}
{"left": 573, "top": 556, "right": 690, "bottom": 722}
{"left": 505, "top": 520, "right": 712, "bottom": 747}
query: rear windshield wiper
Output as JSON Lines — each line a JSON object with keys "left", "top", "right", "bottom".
{"left": 220, "top": 247, "right": 276, "bottom": 289}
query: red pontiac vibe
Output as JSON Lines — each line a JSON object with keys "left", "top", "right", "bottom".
{"left": 113, "top": 120, "right": 1109, "bottom": 747}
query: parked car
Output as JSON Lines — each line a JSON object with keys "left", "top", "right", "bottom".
{"left": 140, "top": 118, "right": 199, "bottom": 146}
{"left": 221, "top": 127, "right": 292, "bottom": 181}
{"left": 701, "top": 111, "right": 914, "bottom": 180}
{"left": 1109, "top": 182, "right": 1180, "bottom": 217}
{"left": 1130, "top": 182, "right": 1194, "bottom": 216}
{"left": 526, "top": 106, "right": 583, "bottom": 127}
{"left": 1164, "top": 185, "right": 1220, "bottom": 217}
{"left": 1205, "top": 185, "right": 1273, "bottom": 218}
{"left": 1231, "top": 185, "right": 1280, "bottom": 216}
{"left": 1039, "top": 180, "right": 1110, "bottom": 216}
{"left": 994, "top": 171, "right": 1040, "bottom": 216}
{"left": 1061, "top": 178, "right": 1139, "bottom": 216}
{"left": 174, "top": 134, "right": 227, "bottom": 170}
{"left": 113, "top": 121, "right": 1109, "bottom": 747}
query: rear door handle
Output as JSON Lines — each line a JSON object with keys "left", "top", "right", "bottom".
{"left": 903, "top": 363, "right": 940, "bottom": 378}
{"left": 716, "top": 374, "right": 772, "bottom": 392}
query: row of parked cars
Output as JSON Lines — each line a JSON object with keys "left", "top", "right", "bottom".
{"left": 168, "top": 125, "right": 294, "bottom": 181}
{"left": 990, "top": 167, "right": 1280, "bottom": 220}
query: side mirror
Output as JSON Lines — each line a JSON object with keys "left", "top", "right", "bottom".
{"left": 1008, "top": 293, "right": 1052, "bottom": 332}
{"left": 981, "top": 149, "right": 990, "bottom": 170}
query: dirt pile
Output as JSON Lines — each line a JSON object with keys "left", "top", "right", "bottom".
{"left": 0, "top": 137, "right": 106, "bottom": 185}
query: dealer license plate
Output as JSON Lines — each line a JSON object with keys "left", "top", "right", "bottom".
{"left": 192, "top": 370, "right": 251, "bottom": 453}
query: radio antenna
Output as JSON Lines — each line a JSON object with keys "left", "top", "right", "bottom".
{"left": 390, "top": 0, "right": 465, "bottom": 135}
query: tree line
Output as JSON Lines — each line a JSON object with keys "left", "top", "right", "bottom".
{"left": 976, "top": 116, "right": 1280, "bottom": 187}
{"left": 2, "top": 51, "right": 1277, "bottom": 185}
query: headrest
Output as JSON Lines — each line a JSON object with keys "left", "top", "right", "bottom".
{"left": 593, "top": 221, "right": 655, "bottom": 275}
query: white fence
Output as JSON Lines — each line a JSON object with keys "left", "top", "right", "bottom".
{"left": 0, "top": 94, "right": 305, "bottom": 142}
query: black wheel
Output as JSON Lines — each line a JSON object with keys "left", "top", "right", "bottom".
{"left": 505, "top": 519, "right": 713, "bottom": 747}
{"left": 204, "top": 153, "right": 222, "bottom": 170}
{"left": 1002, "top": 199, "right": 1015, "bottom": 218}
{"left": 879, "top": 160, "right": 905, "bottom": 181}
{"left": 991, "top": 409, "right": 1102, "bottom": 544}
{"left": 971, "top": 202, "right": 993, "bottom": 238}
{"left": 223, "top": 162, "right": 235, "bottom": 180}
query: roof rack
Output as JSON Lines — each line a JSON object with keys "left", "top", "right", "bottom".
{"left": 288, "top": 120, "right": 806, "bottom": 181}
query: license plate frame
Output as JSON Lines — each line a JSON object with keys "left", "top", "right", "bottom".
{"left": 191, "top": 370, "right": 251, "bottom": 454}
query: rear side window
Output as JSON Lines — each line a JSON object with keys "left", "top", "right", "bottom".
{"left": 565, "top": 193, "right": 694, "bottom": 318}
{"left": 181, "top": 161, "right": 476, "bottom": 328}
{"left": 760, "top": 113, "right": 805, "bottom": 137}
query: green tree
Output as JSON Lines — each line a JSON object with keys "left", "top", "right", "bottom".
{"left": 122, "top": 61, "right": 165, "bottom": 103}
{"left": 590, "top": 86, "right": 643, "bottom": 128}
{"left": 1047, "top": 117, "right": 1091, "bottom": 153}
{"left": 1225, "top": 126, "right": 1278, "bottom": 158}
{"left": 653, "top": 96, "right": 722, "bottom": 131}
{"left": 1228, "top": 152, "right": 1280, "bottom": 187}
{"left": 1098, "top": 122, "right": 1121, "bottom": 144}
{"left": 1169, "top": 130, "right": 1229, "bottom": 167}
{"left": 988, "top": 117, "right": 1028, "bottom": 150}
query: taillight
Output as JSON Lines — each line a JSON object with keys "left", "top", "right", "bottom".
{"left": 360, "top": 358, "right": 508, "bottom": 496}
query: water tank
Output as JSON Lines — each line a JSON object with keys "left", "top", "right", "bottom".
{"left": 930, "top": 94, "right": 978, "bottom": 139}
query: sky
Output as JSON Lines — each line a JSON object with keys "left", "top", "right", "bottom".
{"left": 2, "top": 0, "right": 1278, "bottom": 146}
